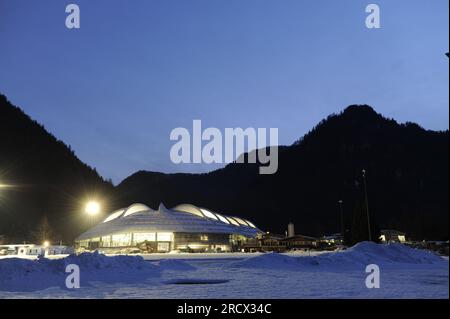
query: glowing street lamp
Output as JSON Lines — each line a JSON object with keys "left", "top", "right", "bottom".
{"left": 43, "top": 240, "right": 50, "bottom": 257}
{"left": 85, "top": 201, "right": 100, "bottom": 216}
{"left": 85, "top": 201, "right": 101, "bottom": 229}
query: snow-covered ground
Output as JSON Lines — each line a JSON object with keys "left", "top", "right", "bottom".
{"left": 0, "top": 250, "right": 326, "bottom": 261}
{"left": 0, "top": 242, "right": 448, "bottom": 299}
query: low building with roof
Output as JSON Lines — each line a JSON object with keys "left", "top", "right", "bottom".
{"left": 379, "top": 229, "right": 406, "bottom": 243}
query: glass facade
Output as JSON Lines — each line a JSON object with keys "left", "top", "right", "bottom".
{"left": 78, "top": 232, "right": 249, "bottom": 253}
{"left": 157, "top": 232, "right": 173, "bottom": 242}
{"left": 174, "top": 232, "right": 231, "bottom": 252}
{"left": 133, "top": 233, "right": 156, "bottom": 244}
{"left": 111, "top": 234, "right": 132, "bottom": 247}
{"left": 101, "top": 236, "right": 111, "bottom": 247}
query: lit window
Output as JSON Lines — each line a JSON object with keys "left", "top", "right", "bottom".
{"left": 232, "top": 217, "right": 249, "bottom": 226}
{"left": 157, "top": 232, "right": 173, "bottom": 242}
{"left": 133, "top": 233, "right": 156, "bottom": 244}
{"left": 200, "top": 235, "right": 209, "bottom": 241}
{"left": 226, "top": 217, "right": 240, "bottom": 226}
{"left": 172, "top": 204, "right": 204, "bottom": 218}
{"left": 200, "top": 209, "right": 218, "bottom": 220}
{"left": 103, "top": 209, "right": 125, "bottom": 223}
{"left": 101, "top": 236, "right": 111, "bottom": 247}
{"left": 123, "top": 204, "right": 151, "bottom": 217}
{"left": 245, "top": 220, "right": 256, "bottom": 228}
{"left": 111, "top": 234, "right": 131, "bottom": 247}
{"left": 157, "top": 242, "right": 170, "bottom": 252}
{"left": 80, "top": 240, "right": 89, "bottom": 248}
{"left": 215, "top": 213, "right": 230, "bottom": 224}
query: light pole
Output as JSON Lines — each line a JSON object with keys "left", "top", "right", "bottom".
{"left": 43, "top": 240, "right": 50, "bottom": 257}
{"left": 338, "top": 200, "right": 345, "bottom": 242}
{"left": 85, "top": 201, "right": 100, "bottom": 227}
{"left": 362, "top": 169, "right": 372, "bottom": 241}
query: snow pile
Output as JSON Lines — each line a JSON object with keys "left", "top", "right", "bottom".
{"left": 229, "top": 253, "right": 305, "bottom": 270}
{"left": 329, "top": 242, "right": 445, "bottom": 265}
{"left": 229, "top": 242, "right": 447, "bottom": 271}
{"left": 0, "top": 251, "right": 161, "bottom": 292}
{"left": 157, "top": 259, "right": 196, "bottom": 271}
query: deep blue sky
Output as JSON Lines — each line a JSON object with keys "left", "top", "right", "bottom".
{"left": 0, "top": 0, "right": 448, "bottom": 184}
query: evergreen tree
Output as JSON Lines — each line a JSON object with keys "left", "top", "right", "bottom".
{"left": 32, "top": 215, "right": 53, "bottom": 243}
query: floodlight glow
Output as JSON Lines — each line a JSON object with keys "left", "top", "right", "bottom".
{"left": 86, "top": 201, "right": 100, "bottom": 215}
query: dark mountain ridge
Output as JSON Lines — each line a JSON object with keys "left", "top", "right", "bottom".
{"left": 1, "top": 93, "right": 448, "bottom": 242}
{"left": 117, "top": 105, "right": 449, "bottom": 240}
{"left": 0, "top": 94, "right": 114, "bottom": 242}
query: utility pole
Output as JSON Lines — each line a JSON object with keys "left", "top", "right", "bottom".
{"left": 362, "top": 169, "right": 372, "bottom": 241}
{"left": 338, "top": 200, "right": 345, "bottom": 242}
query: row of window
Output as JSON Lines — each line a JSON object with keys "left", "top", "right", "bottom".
{"left": 79, "top": 232, "right": 252, "bottom": 249}
{"left": 101, "top": 204, "right": 257, "bottom": 229}
{"left": 81, "top": 232, "right": 174, "bottom": 248}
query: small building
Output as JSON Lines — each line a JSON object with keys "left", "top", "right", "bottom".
{"left": 23, "top": 245, "right": 73, "bottom": 256}
{"left": 321, "top": 233, "right": 344, "bottom": 245}
{"left": 243, "top": 233, "right": 287, "bottom": 252}
{"left": 0, "top": 244, "right": 73, "bottom": 256}
{"left": 0, "top": 244, "right": 31, "bottom": 255}
{"left": 280, "top": 235, "right": 318, "bottom": 250}
{"left": 379, "top": 229, "right": 406, "bottom": 243}
{"left": 243, "top": 231, "right": 319, "bottom": 252}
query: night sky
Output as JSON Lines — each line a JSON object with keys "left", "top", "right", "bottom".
{"left": 0, "top": 0, "right": 448, "bottom": 184}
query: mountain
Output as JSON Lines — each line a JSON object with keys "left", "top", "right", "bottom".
{"left": 0, "top": 94, "right": 114, "bottom": 243}
{"left": 116, "top": 105, "right": 449, "bottom": 240}
{"left": 1, "top": 93, "right": 448, "bottom": 243}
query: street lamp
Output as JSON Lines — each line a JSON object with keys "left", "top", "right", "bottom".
{"left": 43, "top": 240, "right": 50, "bottom": 257}
{"left": 362, "top": 169, "right": 372, "bottom": 241}
{"left": 85, "top": 201, "right": 100, "bottom": 216}
{"left": 85, "top": 200, "right": 101, "bottom": 229}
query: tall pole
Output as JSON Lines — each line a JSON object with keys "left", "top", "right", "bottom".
{"left": 338, "top": 200, "right": 345, "bottom": 240}
{"left": 362, "top": 169, "right": 372, "bottom": 241}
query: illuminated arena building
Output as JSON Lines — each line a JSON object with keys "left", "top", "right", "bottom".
{"left": 75, "top": 203, "right": 262, "bottom": 253}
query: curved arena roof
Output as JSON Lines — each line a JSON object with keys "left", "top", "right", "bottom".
{"left": 76, "top": 203, "right": 262, "bottom": 241}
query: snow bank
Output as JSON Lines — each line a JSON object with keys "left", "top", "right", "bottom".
{"left": 229, "top": 242, "right": 447, "bottom": 271}
{"left": 0, "top": 251, "right": 161, "bottom": 292}
{"left": 336, "top": 242, "right": 444, "bottom": 265}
